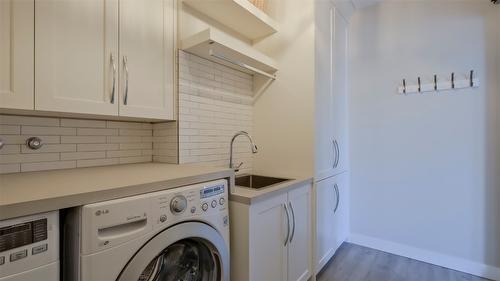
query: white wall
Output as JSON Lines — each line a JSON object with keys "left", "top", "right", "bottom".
{"left": 252, "top": 0, "right": 315, "bottom": 178}
{"left": 349, "top": 1, "right": 500, "bottom": 279}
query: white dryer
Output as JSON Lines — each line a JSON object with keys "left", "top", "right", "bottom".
{"left": 0, "top": 211, "right": 59, "bottom": 281}
{"left": 63, "top": 179, "right": 230, "bottom": 281}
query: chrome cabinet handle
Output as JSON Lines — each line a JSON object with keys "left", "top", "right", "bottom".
{"left": 333, "top": 139, "right": 340, "bottom": 168}
{"left": 332, "top": 139, "right": 337, "bottom": 169}
{"left": 284, "top": 204, "right": 290, "bottom": 247}
{"left": 123, "top": 56, "right": 129, "bottom": 105}
{"left": 288, "top": 202, "right": 296, "bottom": 243}
{"left": 110, "top": 54, "right": 116, "bottom": 104}
{"left": 334, "top": 183, "right": 340, "bottom": 214}
{"left": 336, "top": 140, "right": 340, "bottom": 168}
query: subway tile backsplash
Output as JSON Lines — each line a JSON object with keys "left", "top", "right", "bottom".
{"left": 0, "top": 115, "right": 177, "bottom": 174}
{"left": 178, "top": 51, "right": 254, "bottom": 174}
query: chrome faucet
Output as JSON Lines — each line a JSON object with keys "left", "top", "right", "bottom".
{"left": 229, "top": 131, "right": 258, "bottom": 172}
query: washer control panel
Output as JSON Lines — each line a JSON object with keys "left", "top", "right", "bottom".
{"left": 200, "top": 182, "right": 226, "bottom": 213}
{"left": 150, "top": 179, "right": 228, "bottom": 228}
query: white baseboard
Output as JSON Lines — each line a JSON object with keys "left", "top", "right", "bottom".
{"left": 349, "top": 233, "right": 500, "bottom": 281}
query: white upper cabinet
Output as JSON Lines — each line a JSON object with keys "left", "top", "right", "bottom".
{"left": 33, "top": 0, "right": 175, "bottom": 120}
{"left": 0, "top": 0, "right": 34, "bottom": 110}
{"left": 315, "top": 2, "right": 349, "bottom": 180}
{"left": 35, "top": 0, "right": 119, "bottom": 116}
{"left": 118, "top": 0, "right": 175, "bottom": 119}
{"left": 332, "top": 9, "right": 349, "bottom": 175}
{"left": 315, "top": 0, "right": 335, "bottom": 181}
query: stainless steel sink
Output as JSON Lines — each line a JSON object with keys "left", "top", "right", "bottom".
{"left": 235, "top": 174, "right": 292, "bottom": 189}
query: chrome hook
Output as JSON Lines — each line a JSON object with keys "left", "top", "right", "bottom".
{"left": 434, "top": 75, "right": 437, "bottom": 91}
{"left": 417, "top": 77, "right": 421, "bottom": 93}
{"left": 403, "top": 79, "right": 407, "bottom": 94}
{"left": 470, "top": 70, "right": 474, "bottom": 87}
{"left": 451, "top": 72, "right": 455, "bottom": 89}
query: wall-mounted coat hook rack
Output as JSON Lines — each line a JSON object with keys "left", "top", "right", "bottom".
{"left": 398, "top": 70, "right": 479, "bottom": 95}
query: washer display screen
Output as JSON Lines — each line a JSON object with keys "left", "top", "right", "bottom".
{"left": 200, "top": 184, "right": 224, "bottom": 199}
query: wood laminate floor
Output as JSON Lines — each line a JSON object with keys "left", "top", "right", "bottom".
{"left": 317, "top": 243, "right": 490, "bottom": 281}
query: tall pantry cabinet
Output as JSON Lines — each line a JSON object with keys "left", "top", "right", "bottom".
{"left": 314, "top": 0, "right": 351, "bottom": 275}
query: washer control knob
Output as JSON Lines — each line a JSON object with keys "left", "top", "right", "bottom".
{"left": 202, "top": 203, "right": 209, "bottom": 212}
{"left": 219, "top": 197, "right": 225, "bottom": 205}
{"left": 191, "top": 207, "right": 196, "bottom": 214}
{"left": 211, "top": 200, "right": 217, "bottom": 208}
{"left": 170, "top": 195, "right": 187, "bottom": 214}
{"left": 160, "top": 214, "right": 167, "bottom": 223}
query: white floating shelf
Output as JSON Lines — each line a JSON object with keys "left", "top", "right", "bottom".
{"left": 183, "top": 0, "right": 278, "bottom": 41}
{"left": 181, "top": 29, "right": 278, "bottom": 80}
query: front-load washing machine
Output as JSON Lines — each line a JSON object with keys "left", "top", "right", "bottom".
{"left": 63, "top": 179, "right": 229, "bottom": 281}
{"left": 0, "top": 211, "right": 59, "bottom": 281}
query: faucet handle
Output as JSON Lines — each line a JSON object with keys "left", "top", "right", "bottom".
{"left": 234, "top": 162, "right": 244, "bottom": 172}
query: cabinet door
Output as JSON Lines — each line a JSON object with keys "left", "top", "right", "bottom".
{"left": 35, "top": 0, "right": 119, "bottom": 116}
{"left": 314, "top": 0, "right": 335, "bottom": 181}
{"left": 250, "top": 193, "right": 288, "bottom": 281}
{"left": 332, "top": 172, "right": 349, "bottom": 250}
{"left": 0, "top": 0, "right": 34, "bottom": 110}
{"left": 288, "top": 184, "right": 312, "bottom": 281}
{"left": 332, "top": 8, "right": 348, "bottom": 174}
{"left": 118, "top": 0, "right": 175, "bottom": 120}
{"left": 315, "top": 176, "right": 336, "bottom": 273}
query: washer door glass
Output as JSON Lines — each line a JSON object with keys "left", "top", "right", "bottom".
{"left": 139, "top": 239, "right": 220, "bottom": 281}
{"left": 117, "top": 222, "right": 229, "bottom": 281}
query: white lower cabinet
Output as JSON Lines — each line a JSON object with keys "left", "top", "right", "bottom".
{"left": 287, "top": 186, "right": 312, "bottom": 281}
{"left": 230, "top": 183, "right": 312, "bottom": 281}
{"left": 314, "top": 172, "right": 349, "bottom": 274}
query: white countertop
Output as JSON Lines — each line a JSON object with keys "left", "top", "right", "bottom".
{"left": 0, "top": 163, "right": 233, "bottom": 220}
{"left": 230, "top": 177, "right": 313, "bottom": 204}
